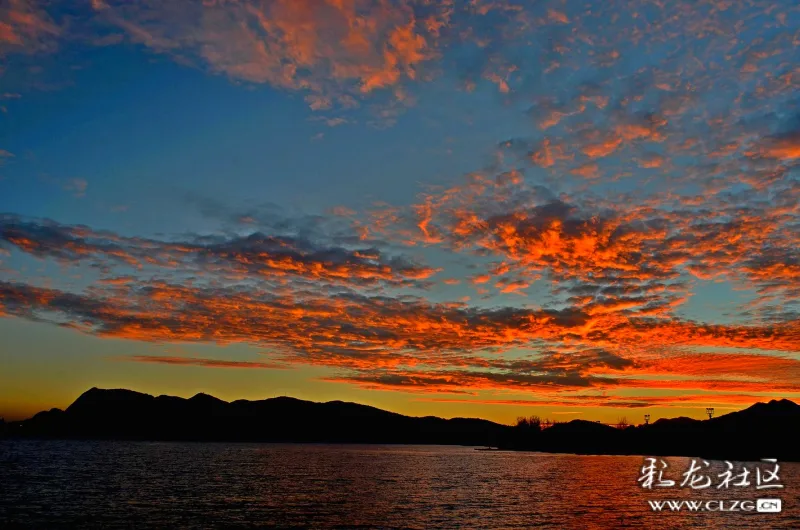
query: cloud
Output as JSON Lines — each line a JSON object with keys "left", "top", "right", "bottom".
{"left": 419, "top": 392, "right": 794, "bottom": 410}
{"left": 753, "top": 132, "right": 800, "bottom": 161}
{"left": 2, "top": 0, "right": 800, "bottom": 412}
{"left": 0, "top": 0, "right": 59, "bottom": 54}
{"left": 581, "top": 136, "right": 622, "bottom": 159}
{"left": 0, "top": 214, "right": 438, "bottom": 288}
{"left": 370, "top": 139, "right": 799, "bottom": 320}
{"left": 323, "top": 369, "right": 600, "bottom": 394}
{"left": 62, "top": 178, "right": 88, "bottom": 198}
{"left": 323, "top": 348, "right": 800, "bottom": 397}
{"left": 121, "top": 355, "right": 289, "bottom": 369}
{"left": 1, "top": 275, "right": 798, "bottom": 389}
{"left": 85, "top": 0, "right": 453, "bottom": 109}
{"left": 2, "top": 186, "right": 799, "bottom": 405}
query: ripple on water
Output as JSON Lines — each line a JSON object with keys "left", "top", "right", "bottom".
{"left": 1, "top": 441, "right": 798, "bottom": 529}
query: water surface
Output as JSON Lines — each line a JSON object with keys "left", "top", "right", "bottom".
{"left": 1, "top": 441, "right": 798, "bottom": 528}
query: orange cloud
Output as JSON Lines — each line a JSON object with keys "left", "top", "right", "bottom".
{"left": 123, "top": 355, "right": 289, "bottom": 369}
{"left": 0, "top": 0, "right": 59, "bottom": 54}
{"left": 582, "top": 136, "right": 622, "bottom": 158}
{"left": 495, "top": 278, "right": 528, "bottom": 294}
{"left": 2, "top": 0, "right": 800, "bottom": 415}
{"left": 570, "top": 162, "right": 599, "bottom": 179}
{"left": 754, "top": 133, "right": 800, "bottom": 161}
{"left": 637, "top": 153, "right": 664, "bottom": 168}
{"left": 2, "top": 278, "right": 798, "bottom": 367}
{"left": 88, "top": 0, "right": 450, "bottom": 109}
{"left": 0, "top": 216, "right": 438, "bottom": 288}
{"left": 420, "top": 392, "right": 795, "bottom": 410}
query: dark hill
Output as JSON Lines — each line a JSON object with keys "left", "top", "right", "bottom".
{"left": 4, "top": 390, "right": 799, "bottom": 460}
{"left": 6, "top": 388, "right": 506, "bottom": 446}
{"left": 504, "top": 399, "right": 800, "bottom": 461}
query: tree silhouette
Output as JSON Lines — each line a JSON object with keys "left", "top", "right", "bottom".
{"left": 515, "top": 415, "right": 542, "bottom": 433}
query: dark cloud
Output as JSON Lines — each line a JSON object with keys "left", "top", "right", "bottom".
{"left": 0, "top": 214, "right": 438, "bottom": 288}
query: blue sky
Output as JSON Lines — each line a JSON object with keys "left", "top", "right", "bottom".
{"left": 1, "top": 0, "right": 799, "bottom": 423}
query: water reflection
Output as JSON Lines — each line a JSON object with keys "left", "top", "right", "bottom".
{"left": 1, "top": 442, "right": 798, "bottom": 529}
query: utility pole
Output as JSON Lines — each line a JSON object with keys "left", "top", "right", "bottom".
{"left": 644, "top": 414, "right": 650, "bottom": 425}
{"left": 706, "top": 407, "right": 714, "bottom": 420}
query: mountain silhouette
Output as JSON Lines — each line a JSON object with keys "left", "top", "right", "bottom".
{"left": 3, "top": 389, "right": 799, "bottom": 461}
{"left": 4, "top": 388, "right": 506, "bottom": 446}
{"left": 507, "top": 399, "right": 800, "bottom": 461}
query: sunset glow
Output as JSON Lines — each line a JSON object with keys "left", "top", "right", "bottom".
{"left": 1, "top": 0, "right": 799, "bottom": 424}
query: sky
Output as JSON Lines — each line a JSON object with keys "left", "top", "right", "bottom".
{"left": 0, "top": 0, "right": 799, "bottom": 424}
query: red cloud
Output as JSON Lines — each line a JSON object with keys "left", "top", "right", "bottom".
{"left": 122, "top": 355, "right": 289, "bottom": 369}
{"left": 89, "top": 0, "right": 450, "bottom": 108}
{"left": 0, "top": 0, "right": 59, "bottom": 54}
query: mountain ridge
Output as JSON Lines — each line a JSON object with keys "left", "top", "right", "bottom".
{"left": 6, "top": 387, "right": 506, "bottom": 447}
{"left": 4, "top": 389, "right": 800, "bottom": 461}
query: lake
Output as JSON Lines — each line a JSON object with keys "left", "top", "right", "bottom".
{"left": 1, "top": 441, "right": 798, "bottom": 528}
